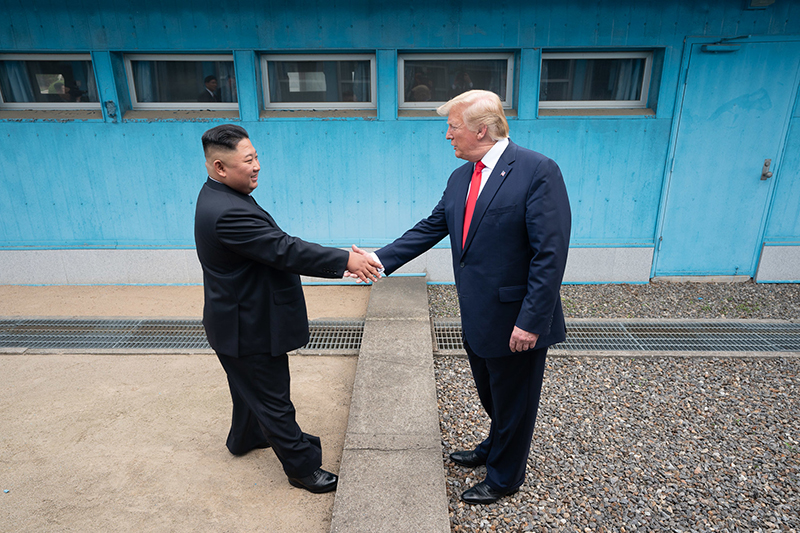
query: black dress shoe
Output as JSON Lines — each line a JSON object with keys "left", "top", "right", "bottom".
{"left": 460, "top": 481, "right": 517, "bottom": 505}
{"left": 288, "top": 468, "right": 338, "bottom": 493}
{"left": 449, "top": 449, "right": 486, "bottom": 468}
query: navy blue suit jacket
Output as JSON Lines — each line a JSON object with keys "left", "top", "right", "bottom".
{"left": 194, "top": 178, "right": 349, "bottom": 357}
{"left": 377, "top": 140, "right": 571, "bottom": 357}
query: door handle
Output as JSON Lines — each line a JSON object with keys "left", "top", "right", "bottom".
{"left": 761, "top": 159, "right": 773, "bottom": 180}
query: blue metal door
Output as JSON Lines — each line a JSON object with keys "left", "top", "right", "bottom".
{"left": 654, "top": 39, "right": 800, "bottom": 277}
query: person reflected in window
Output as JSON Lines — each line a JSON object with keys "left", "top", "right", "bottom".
{"left": 450, "top": 71, "right": 474, "bottom": 98}
{"left": 407, "top": 71, "right": 434, "bottom": 102}
{"left": 409, "top": 84, "right": 431, "bottom": 102}
{"left": 198, "top": 75, "right": 220, "bottom": 102}
{"left": 50, "top": 81, "right": 67, "bottom": 102}
{"left": 65, "top": 80, "right": 87, "bottom": 102}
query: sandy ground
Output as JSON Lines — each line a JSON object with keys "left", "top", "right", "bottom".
{"left": 0, "top": 284, "right": 371, "bottom": 320}
{"left": 0, "top": 284, "right": 371, "bottom": 533}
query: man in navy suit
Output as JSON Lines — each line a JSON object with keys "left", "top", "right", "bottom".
{"left": 363, "top": 90, "right": 571, "bottom": 504}
{"left": 195, "top": 124, "right": 380, "bottom": 494}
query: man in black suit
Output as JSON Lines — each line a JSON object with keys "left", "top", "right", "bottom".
{"left": 360, "top": 90, "right": 571, "bottom": 504}
{"left": 194, "top": 124, "right": 380, "bottom": 493}
{"left": 198, "top": 75, "right": 219, "bottom": 102}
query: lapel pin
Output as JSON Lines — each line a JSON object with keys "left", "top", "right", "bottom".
{"left": 501, "top": 171, "right": 506, "bottom": 176}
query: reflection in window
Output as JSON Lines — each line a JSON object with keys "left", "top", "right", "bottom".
{"left": 126, "top": 55, "right": 237, "bottom": 109}
{"left": 263, "top": 55, "right": 374, "bottom": 109}
{"left": 0, "top": 55, "right": 99, "bottom": 108}
{"left": 398, "top": 54, "right": 513, "bottom": 108}
{"left": 540, "top": 52, "right": 652, "bottom": 109}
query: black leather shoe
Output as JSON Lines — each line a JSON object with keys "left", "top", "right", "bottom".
{"left": 460, "top": 481, "right": 517, "bottom": 505}
{"left": 288, "top": 468, "right": 338, "bottom": 493}
{"left": 449, "top": 449, "right": 486, "bottom": 468}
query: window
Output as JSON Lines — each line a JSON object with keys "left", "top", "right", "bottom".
{"left": 398, "top": 53, "right": 514, "bottom": 109}
{"left": 262, "top": 54, "right": 375, "bottom": 110}
{"left": 539, "top": 52, "right": 652, "bottom": 109}
{"left": 0, "top": 54, "right": 100, "bottom": 109}
{"left": 124, "top": 54, "right": 237, "bottom": 110}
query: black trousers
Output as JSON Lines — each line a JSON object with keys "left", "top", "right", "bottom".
{"left": 216, "top": 352, "right": 321, "bottom": 479}
{"left": 465, "top": 340, "right": 548, "bottom": 492}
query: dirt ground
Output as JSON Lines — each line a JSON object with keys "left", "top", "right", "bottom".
{"left": 0, "top": 284, "right": 371, "bottom": 533}
{"left": 0, "top": 284, "right": 371, "bottom": 320}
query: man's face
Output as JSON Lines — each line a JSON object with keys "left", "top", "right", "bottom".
{"left": 206, "top": 79, "right": 218, "bottom": 92}
{"left": 218, "top": 139, "right": 260, "bottom": 194}
{"left": 445, "top": 106, "right": 486, "bottom": 162}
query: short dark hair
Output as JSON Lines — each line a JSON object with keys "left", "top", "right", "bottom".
{"left": 202, "top": 124, "right": 249, "bottom": 156}
{"left": 204, "top": 75, "right": 217, "bottom": 84}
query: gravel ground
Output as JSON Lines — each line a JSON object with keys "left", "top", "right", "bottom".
{"left": 428, "top": 282, "right": 800, "bottom": 321}
{"left": 431, "top": 283, "right": 799, "bottom": 532}
{"left": 436, "top": 356, "right": 799, "bottom": 533}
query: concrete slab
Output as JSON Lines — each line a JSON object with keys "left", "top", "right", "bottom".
{"left": 0, "top": 353, "right": 356, "bottom": 533}
{"left": 330, "top": 277, "right": 449, "bottom": 533}
{"left": 0, "top": 284, "right": 366, "bottom": 533}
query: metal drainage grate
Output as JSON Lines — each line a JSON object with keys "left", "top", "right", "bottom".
{"left": 304, "top": 320, "right": 364, "bottom": 351}
{"left": 433, "top": 319, "right": 800, "bottom": 353}
{"left": 0, "top": 318, "right": 364, "bottom": 352}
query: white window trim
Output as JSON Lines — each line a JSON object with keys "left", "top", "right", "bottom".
{"left": 261, "top": 54, "right": 377, "bottom": 110}
{"left": 397, "top": 52, "right": 515, "bottom": 110}
{"left": 124, "top": 54, "right": 238, "bottom": 111}
{"left": 539, "top": 51, "right": 653, "bottom": 109}
{"left": 0, "top": 54, "right": 101, "bottom": 110}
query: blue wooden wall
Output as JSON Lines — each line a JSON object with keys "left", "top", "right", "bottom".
{"left": 1, "top": 0, "right": 798, "bottom": 262}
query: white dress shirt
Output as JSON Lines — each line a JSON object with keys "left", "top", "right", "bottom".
{"left": 468, "top": 137, "right": 509, "bottom": 201}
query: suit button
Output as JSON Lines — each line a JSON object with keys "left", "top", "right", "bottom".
{"left": 460, "top": 262, "right": 465, "bottom": 268}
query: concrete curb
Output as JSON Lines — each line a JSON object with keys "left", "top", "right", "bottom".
{"left": 330, "top": 277, "right": 449, "bottom": 533}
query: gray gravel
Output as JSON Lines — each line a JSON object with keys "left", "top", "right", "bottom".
{"left": 436, "top": 356, "right": 799, "bottom": 533}
{"left": 429, "top": 282, "right": 800, "bottom": 321}
{"left": 431, "top": 282, "right": 799, "bottom": 532}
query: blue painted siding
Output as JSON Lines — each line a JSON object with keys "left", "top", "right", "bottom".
{"left": 1, "top": 0, "right": 799, "bottom": 267}
{"left": 765, "top": 119, "right": 800, "bottom": 244}
{"left": 0, "top": 117, "right": 672, "bottom": 248}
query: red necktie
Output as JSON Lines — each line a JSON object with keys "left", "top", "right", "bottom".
{"left": 463, "top": 161, "right": 486, "bottom": 247}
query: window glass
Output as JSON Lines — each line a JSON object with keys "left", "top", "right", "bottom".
{"left": 399, "top": 54, "right": 513, "bottom": 108}
{"left": 126, "top": 56, "right": 237, "bottom": 108}
{"left": 540, "top": 53, "right": 651, "bottom": 108}
{"left": 264, "top": 57, "right": 373, "bottom": 108}
{"left": 0, "top": 57, "right": 99, "bottom": 107}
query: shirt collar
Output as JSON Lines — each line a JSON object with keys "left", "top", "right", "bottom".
{"left": 479, "top": 137, "right": 509, "bottom": 170}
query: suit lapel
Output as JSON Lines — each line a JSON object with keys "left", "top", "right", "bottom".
{"left": 461, "top": 142, "right": 517, "bottom": 257}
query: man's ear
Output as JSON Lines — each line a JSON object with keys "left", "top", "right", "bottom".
{"left": 476, "top": 124, "right": 488, "bottom": 140}
{"left": 212, "top": 159, "right": 226, "bottom": 178}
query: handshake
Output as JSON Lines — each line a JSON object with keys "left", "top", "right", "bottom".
{"left": 343, "top": 245, "right": 384, "bottom": 284}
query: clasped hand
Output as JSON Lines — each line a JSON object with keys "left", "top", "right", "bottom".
{"left": 344, "top": 245, "right": 383, "bottom": 283}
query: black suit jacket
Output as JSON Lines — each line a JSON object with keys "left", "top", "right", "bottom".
{"left": 194, "top": 178, "right": 349, "bottom": 357}
{"left": 198, "top": 90, "right": 218, "bottom": 102}
{"left": 377, "top": 140, "right": 571, "bottom": 357}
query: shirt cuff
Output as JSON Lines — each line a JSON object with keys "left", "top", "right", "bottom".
{"left": 370, "top": 252, "right": 386, "bottom": 274}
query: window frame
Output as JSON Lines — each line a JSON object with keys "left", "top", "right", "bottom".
{"left": 0, "top": 53, "right": 101, "bottom": 110}
{"left": 397, "top": 52, "right": 515, "bottom": 110}
{"left": 260, "top": 53, "right": 377, "bottom": 110}
{"left": 539, "top": 51, "right": 653, "bottom": 110}
{"left": 124, "top": 53, "right": 239, "bottom": 111}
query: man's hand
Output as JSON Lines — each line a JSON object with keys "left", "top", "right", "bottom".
{"left": 509, "top": 326, "right": 539, "bottom": 352}
{"left": 345, "top": 246, "right": 382, "bottom": 284}
{"left": 344, "top": 245, "right": 384, "bottom": 283}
